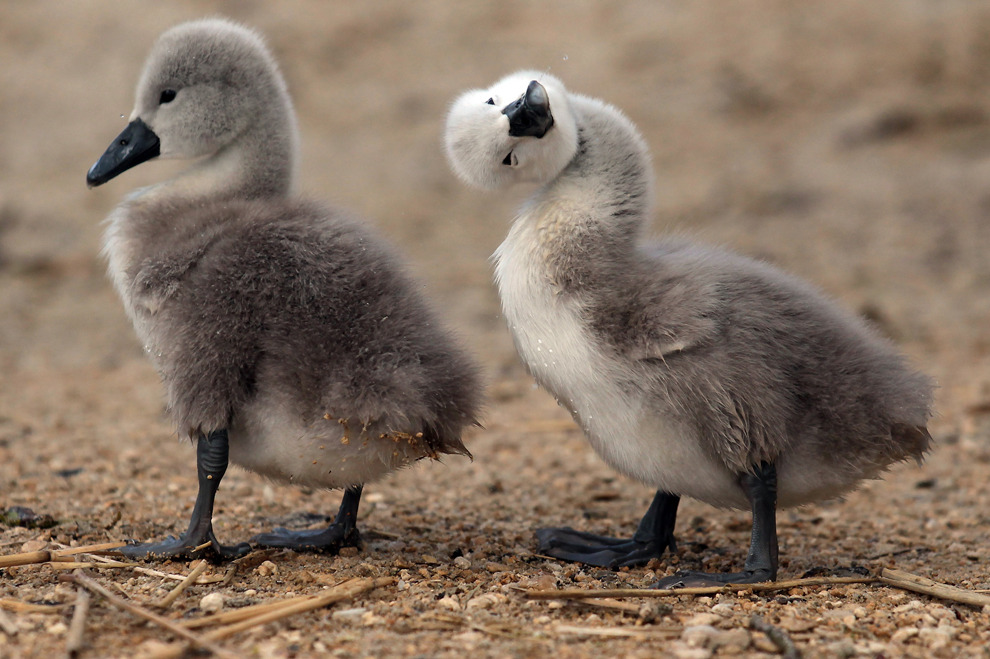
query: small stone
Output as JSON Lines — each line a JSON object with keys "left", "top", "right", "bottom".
{"left": 19, "top": 539, "right": 48, "bottom": 553}
{"left": 199, "top": 592, "right": 224, "bottom": 613}
{"left": 338, "top": 546, "right": 359, "bottom": 558}
{"left": 360, "top": 611, "right": 386, "bottom": 627}
{"left": 534, "top": 615, "right": 551, "bottom": 625}
{"left": 331, "top": 607, "right": 367, "bottom": 622}
{"left": 890, "top": 627, "right": 919, "bottom": 644}
{"left": 242, "top": 589, "right": 257, "bottom": 597}
{"left": 752, "top": 636, "right": 779, "bottom": 653}
{"left": 48, "top": 621, "right": 68, "bottom": 635}
{"left": 919, "top": 627, "right": 952, "bottom": 650}
{"left": 824, "top": 640, "right": 856, "bottom": 657}
{"left": 638, "top": 601, "right": 672, "bottom": 623}
{"left": 710, "top": 602, "right": 735, "bottom": 617}
{"left": 894, "top": 600, "right": 923, "bottom": 613}
{"left": 453, "top": 556, "right": 471, "bottom": 570}
{"left": 936, "top": 619, "right": 957, "bottom": 638}
{"left": 466, "top": 593, "right": 505, "bottom": 610}
{"left": 684, "top": 613, "right": 721, "bottom": 627}
{"left": 668, "top": 641, "right": 713, "bottom": 659}
{"left": 682, "top": 624, "right": 720, "bottom": 648}
{"left": 712, "top": 628, "right": 750, "bottom": 650}
{"left": 853, "top": 607, "right": 868, "bottom": 618}
{"left": 437, "top": 595, "right": 461, "bottom": 611}
{"left": 256, "top": 560, "right": 278, "bottom": 577}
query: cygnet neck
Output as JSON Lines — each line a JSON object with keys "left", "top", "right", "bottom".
{"left": 521, "top": 95, "right": 654, "bottom": 285}
{"left": 145, "top": 99, "right": 299, "bottom": 207}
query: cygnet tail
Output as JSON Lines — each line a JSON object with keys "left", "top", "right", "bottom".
{"left": 891, "top": 423, "right": 933, "bottom": 465}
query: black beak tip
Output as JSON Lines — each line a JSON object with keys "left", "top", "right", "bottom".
{"left": 86, "top": 164, "right": 107, "bottom": 188}
{"left": 86, "top": 118, "right": 161, "bottom": 189}
{"left": 525, "top": 80, "right": 549, "bottom": 109}
{"left": 502, "top": 80, "right": 554, "bottom": 139}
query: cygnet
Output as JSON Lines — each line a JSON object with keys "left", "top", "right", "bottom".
{"left": 87, "top": 18, "right": 482, "bottom": 561}
{"left": 444, "top": 71, "right": 933, "bottom": 586}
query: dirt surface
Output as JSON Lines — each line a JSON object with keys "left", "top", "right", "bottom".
{"left": 2, "top": 2, "right": 990, "bottom": 657}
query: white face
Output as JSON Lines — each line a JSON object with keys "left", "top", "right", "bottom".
{"left": 444, "top": 70, "right": 578, "bottom": 189}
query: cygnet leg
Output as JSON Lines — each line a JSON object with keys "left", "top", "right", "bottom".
{"left": 654, "top": 462, "right": 778, "bottom": 588}
{"left": 535, "top": 490, "right": 680, "bottom": 568}
{"left": 252, "top": 485, "right": 363, "bottom": 553}
{"left": 120, "top": 430, "right": 252, "bottom": 562}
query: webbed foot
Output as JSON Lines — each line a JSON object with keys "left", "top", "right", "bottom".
{"left": 120, "top": 430, "right": 250, "bottom": 563}
{"left": 536, "top": 527, "right": 667, "bottom": 568}
{"left": 653, "top": 567, "right": 774, "bottom": 589}
{"left": 253, "top": 485, "right": 364, "bottom": 554}
{"left": 120, "top": 531, "right": 250, "bottom": 562}
{"left": 536, "top": 490, "right": 680, "bottom": 568}
{"left": 252, "top": 523, "right": 361, "bottom": 553}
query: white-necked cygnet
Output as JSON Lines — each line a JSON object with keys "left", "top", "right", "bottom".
{"left": 86, "top": 18, "right": 482, "bottom": 561}
{"left": 444, "top": 71, "right": 933, "bottom": 587}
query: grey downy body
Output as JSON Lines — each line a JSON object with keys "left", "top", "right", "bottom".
{"left": 88, "top": 18, "right": 481, "bottom": 560}
{"left": 445, "top": 71, "right": 933, "bottom": 586}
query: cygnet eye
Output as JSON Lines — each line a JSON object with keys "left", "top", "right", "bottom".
{"left": 159, "top": 89, "right": 177, "bottom": 104}
{"left": 485, "top": 97, "right": 495, "bottom": 106}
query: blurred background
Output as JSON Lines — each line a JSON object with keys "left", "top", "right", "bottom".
{"left": 2, "top": 1, "right": 990, "bottom": 654}
{"left": 3, "top": 1, "right": 989, "bottom": 427}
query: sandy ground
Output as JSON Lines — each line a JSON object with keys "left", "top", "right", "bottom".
{"left": 2, "top": 1, "right": 990, "bottom": 657}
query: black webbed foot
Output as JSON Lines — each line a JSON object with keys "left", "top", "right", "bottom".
{"left": 121, "top": 429, "right": 251, "bottom": 563}
{"left": 536, "top": 527, "right": 668, "bottom": 568}
{"left": 252, "top": 523, "right": 361, "bottom": 553}
{"left": 536, "top": 490, "right": 680, "bottom": 569}
{"left": 653, "top": 567, "right": 774, "bottom": 589}
{"left": 653, "top": 462, "right": 779, "bottom": 588}
{"left": 120, "top": 531, "right": 250, "bottom": 562}
{"left": 253, "top": 485, "right": 364, "bottom": 554}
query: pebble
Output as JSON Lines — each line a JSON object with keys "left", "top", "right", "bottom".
{"left": 331, "top": 607, "right": 367, "bottom": 622}
{"left": 466, "top": 593, "right": 505, "bottom": 610}
{"left": 453, "top": 556, "right": 472, "bottom": 570}
{"left": 714, "top": 628, "right": 751, "bottom": 650}
{"left": 710, "top": 602, "right": 735, "bottom": 617}
{"left": 20, "top": 540, "right": 47, "bottom": 553}
{"left": 682, "top": 625, "right": 719, "bottom": 648}
{"left": 919, "top": 627, "right": 952, "bottom": 650}
{"left": 199, "top": 593, "right": 224, "bottom": 614}
{"left": 893, "top": 600, "right": 922, "bottom": 613}
{"left": 667, "top": 641, "right": 712, "bottom": 659}
{"left": 683, "top": 613, "right": 721, "bottom": 627}
{"left": 891, "top": 627, "right": 919, "bottom": 643}
{"left": 360, "top": 611, "right": 386, "bottom": 627}
{"left": 256, "top": 561, "right": 278, "bottom": 577}
{"left": 437, "top": 596, "right": 461, "bottom": 612}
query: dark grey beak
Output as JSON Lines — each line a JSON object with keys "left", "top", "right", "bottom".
{"left": 86, "top": 118, "right": 161, "bottom": 188}
{"left": 502, "top": 80, "right": 554, "bottom": 139}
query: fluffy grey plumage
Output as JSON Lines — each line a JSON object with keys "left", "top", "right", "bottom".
{"left": 446, "top": 70, "right": 933, "bottom": 584}
{"left": 87, "top": 19, "right": 481, "bottom": 559}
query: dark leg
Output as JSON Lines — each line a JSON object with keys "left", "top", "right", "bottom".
{"left": 535, "top": 490, "right": 680, "bottom": 568}
{"left": 252, "top": 485, "right": 364, "bottom": 553}
{"left": 120, "top": 430, "right": 251, "bottom": 562}
{"left": 654, "top": 462, "right": 778, "bottom": 588}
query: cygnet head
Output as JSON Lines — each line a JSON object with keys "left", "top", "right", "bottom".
{"left": 87, "top": 18, "right": 297, "bottom": 189}
{"left": 445, "top": 70, "right": 578, "bottom": 189}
